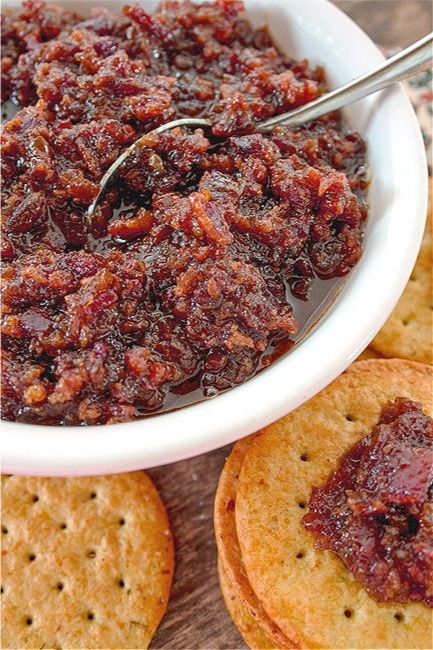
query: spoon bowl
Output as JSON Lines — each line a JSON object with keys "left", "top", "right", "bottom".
{"left": 2, "top": 0, "right": 428, "bottom": 476}
{"left": 87, "top": 32, "right": 432, "bottom": 225}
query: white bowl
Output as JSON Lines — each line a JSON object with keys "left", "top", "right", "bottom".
{"left": 1, "top": 0, "right": 427, "bottom": 476}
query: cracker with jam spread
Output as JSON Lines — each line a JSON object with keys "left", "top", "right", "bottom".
{"left": 216, "top": 359, "right": 432, "bottom": 649}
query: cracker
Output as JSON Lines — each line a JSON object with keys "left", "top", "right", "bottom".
{"left": 1, "top": 472, "right": 174, "bottom": 650}
{"left": 214, "top": 437, "right": 292, "bottom": 649}
{"left": 235, "top": 359, "right": 432, "bottom": 649}
{"left": 371, "top": 186, "right": 432, "bottom": 364}
{"left": 218, "top": 556, "right": 278, "bottom": 650}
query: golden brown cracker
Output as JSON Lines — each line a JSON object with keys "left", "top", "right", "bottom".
{"left": 218, "top": 556, "right": 278, "bottom": 650}
{"left": 235, "top": 359, "right": 432, "bottom": 649}
{"left": 214, "top": 436, "right": 292, "bottom": 649}
{"left": 1, "top": 472, "right": 174, "bottom": 650}
{"left": 371, "top": 189, "right": 432, "bottom": 364}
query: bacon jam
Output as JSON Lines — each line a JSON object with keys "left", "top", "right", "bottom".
{"left": 304, "top": 398, "right": 433, "bottom": 607}
{"left": 1, "top": 0, "right": 368, "bottom": 425}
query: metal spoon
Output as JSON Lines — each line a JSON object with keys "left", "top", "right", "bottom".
{"left": 87, "top": 31, "right": 432, "bottom": 224}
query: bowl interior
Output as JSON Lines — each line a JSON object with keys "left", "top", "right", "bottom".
{"left": 1, "top": 0, "right": 427, "bottom": 475}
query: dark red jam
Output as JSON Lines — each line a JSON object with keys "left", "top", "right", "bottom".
{"left": 1, "top": 0, "right": 368, "bottom": 425}
{"left": 304, "top": 398, "right": 433, "bottom": 607}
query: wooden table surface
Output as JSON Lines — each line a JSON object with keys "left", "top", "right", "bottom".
{"left": 146, "top": 2, "right": 432, "bottom": 648}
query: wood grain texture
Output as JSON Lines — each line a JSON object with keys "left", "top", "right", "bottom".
{"left": 137, "top": 3, "right": 432, "bottom": 649}
{"left": 148, "top": 446, "right": 245, "bottom": 649}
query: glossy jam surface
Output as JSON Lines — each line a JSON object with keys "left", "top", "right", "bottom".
{"left": 304, "top": 398, "right": 433, "bottom": 606}
{"left": 1, "top": 0, "right": 367, "bottom": 425}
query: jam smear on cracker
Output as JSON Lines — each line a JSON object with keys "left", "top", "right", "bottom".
{"left": 304, "top": 398, "right": 433, "bottom": 606}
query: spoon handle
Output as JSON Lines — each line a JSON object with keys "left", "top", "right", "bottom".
{"left": 259, "top": 32, "right": 433, "bottom": 131}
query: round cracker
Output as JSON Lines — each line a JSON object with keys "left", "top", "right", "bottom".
{"left": 214, "top": 436, "right": 293, "bottom": 649}
{"left": 235, "top": 359, "right": 432, "bottom": 649}
{"left": 218, "top": 555, "right": 278, "bottom": 650}
{"left": 1, "top": 472, "right": 174, "bottom": 650}
{"left": 371, "top": 186, "right": 432, "bottom": 364}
